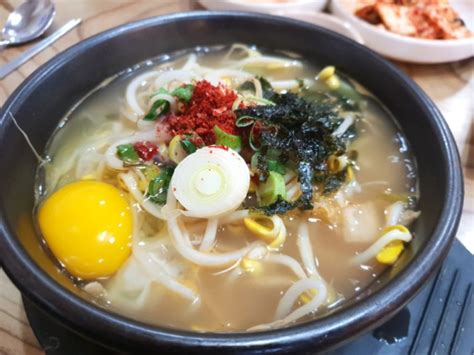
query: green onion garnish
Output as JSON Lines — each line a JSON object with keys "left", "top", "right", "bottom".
{"left": 116, "top": 144, "right": 140, "bottom": 164}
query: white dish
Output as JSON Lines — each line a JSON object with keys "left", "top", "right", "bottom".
{"left": 331, "top": 0, "right": 474, "bottom": 63}
{"left": 271, "top": 10, "right": 364, "bottom": 44}
{"left": 199, "top": 0, "right": 327, "bottom": 14}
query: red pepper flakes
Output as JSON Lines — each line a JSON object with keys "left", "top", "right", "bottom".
{"left": 133, "top": 141, "right": 158, "bottom": 161}
{"left": 166, "top": 80, "right": 238, "bottom": 145}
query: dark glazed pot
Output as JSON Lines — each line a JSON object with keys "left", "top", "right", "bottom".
{"left": 0, "top": 12, "right": 463, "bottom": 354}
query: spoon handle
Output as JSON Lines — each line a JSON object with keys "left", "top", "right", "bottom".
{"left": 0, "top": 18, "right": 81, "bottom": 79}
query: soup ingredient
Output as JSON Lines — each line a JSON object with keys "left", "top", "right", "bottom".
{"left": 296, "top": 223, "right": 319, "bottom": 278}
{"left": 236, "top": 89, "right": 351, "bottom": 213}
{"left": 244, "top": 214, "right": 286, "bottom": 249}
{"left": 116, "top": 143, "right": 140, "bottom": 165}
{"left": 168, "top": 135, "right": 188, "bottom": 163}
{"left": 107, "top": 131, "right": 163, "bottom": 170}
{"left": 116, "top": 141, "right": 159, "bottom": 164}
{"left": 167, "top": 80, "right": 238, "bottom": 145}
{"left": 342, "top": 202, "right": 381, "bottom": 243}
{"left": 170, "top": 146, "right": 250, "bottom": 218}
{"left": 248, "top": 272, "right": 329, "bottom": 331}
{"left": 133, "top": 141, "right": 158, "bottom": 161}
{"left": 318, "top": 66, "right": 341, "bottom": 91}
{"left": 38, "top": 181, "right": 132, "bottom": 279}
{"left": 172, "top": 84, "right": 194, "bottom": 103}
{"left": 144, "top": 88, "right": 172, "bottom": 120}
{"left": 144, "top": 84, "right": 196, "bottom": 120}
{"left": 213, "top": 125, "right": 242, "bottom": 151}
{"left": 351, "top": 225, "right": 412, "bottom": 265}
{"left": 375, "top": 224, "right": 409, "bottom": 264}
{"left": 257, "top": 171, "right": 287, "bottom": 205}
{"left": 146, "top": 166, "right": 174, "bottom": 205}
{"left": 327, "top": 154, "right": 348, "bottom": 173}
{"left": 376, "top": 240, "right": 404, "bottom": 264}
{"left": 119, "top": 172, "right": 165, "bottom": 219}
{"left": 180, "top": 137, "right": 198, "bottom": 154}
{"left": 318, "top": 66, "right": 335, "bottom": 81}
{"left": 355, "top": 0, "right": 473, "bottom": 40}
{"left": 251, "top": 152, "right": 287, "bottom": 180}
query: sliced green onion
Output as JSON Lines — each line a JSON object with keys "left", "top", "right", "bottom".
{"left": 169, "top": 135, "right": 187, "bottom": 164}
{"left": 146, "top": 167, "right": 174, "bottom": 205}
{"left": 236, "top": 115, "right": 256, "bottom": 128}
{"left": 251, "top": 152, "right": 285, "bottom": 175}
{"left": 213, "top": 125, "right": 242, "bottom": 152}
{"left": 141, "top": 164, "right": 160, "bottom": 180}
{"left": 171, "top": 84, "right": 194, "bottom": 103}
{"left": 267, "top": 159, "right": 286, "bottom": 175}
{"left": 116, "top": 144, "right": 140, "bottom": 164}
{"left": 180, "top": 138, "right": 197, "bottom": 154}
{"left": 149, "top": 87, "right": 168, "bottom": 99}
{"left": 144, "top": 88, "right": 170, "bottom": 121}
{"left": 232, "top": 97, "right": 243, "bottom": 111}
{"left": 257, "top": 171, "right": 286, "bottom": 206}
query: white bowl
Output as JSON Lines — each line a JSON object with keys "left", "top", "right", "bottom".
{"left": 271, "top": 10, "right": 364, "bottom": 44}
{"left": 331, "top": 0, "right": 474, "bottom": 63}
{"left": 199, "top": 0, "right": 327, "bottom": 14}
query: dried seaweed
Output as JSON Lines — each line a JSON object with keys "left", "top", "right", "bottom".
{"left": 237, "top": 86, "right": 358, "bottom": 213}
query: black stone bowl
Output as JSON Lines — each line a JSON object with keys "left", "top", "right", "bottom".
{"left": 0, "top": 12, "right": 463, "bottom": 354}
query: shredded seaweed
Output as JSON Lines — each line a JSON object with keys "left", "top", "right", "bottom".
{"left": 257, "top": 196, "right": 297, "bottom": 215}
{"left": 323, "top": 169, "right": 347, "bottom": 194}
{"left": 237, "top": 80, "right": 359, "bottom": 213}
{"left": 297, "top": 161, "right": 314, "bottom": 209}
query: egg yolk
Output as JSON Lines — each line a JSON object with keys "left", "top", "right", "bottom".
{"left": 38, "top": 180, "right": 132, "bottom": 279}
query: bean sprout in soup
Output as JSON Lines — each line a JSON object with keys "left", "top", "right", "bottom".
{"left": 35, "top": 45, "right": 420, "bottom": 332}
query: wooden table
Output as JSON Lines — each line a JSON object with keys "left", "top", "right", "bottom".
{"left": 0, "top": 1, "right": 472, "bottom": 353}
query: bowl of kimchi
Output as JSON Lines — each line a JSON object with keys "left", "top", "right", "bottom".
{"left": 331, "top": 0, "right": 474, "bottom": 63}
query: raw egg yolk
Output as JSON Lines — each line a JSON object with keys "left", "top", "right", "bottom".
{"left": 38, "top": 180, "right": 132, "bottom": 279}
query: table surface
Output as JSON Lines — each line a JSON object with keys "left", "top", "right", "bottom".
{"left": 0, "top": 0, "right": 472, "bottom": 353}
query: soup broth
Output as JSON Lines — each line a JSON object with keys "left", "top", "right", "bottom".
{"left": 36, "top": 45, "right": 419, "bottom": 331}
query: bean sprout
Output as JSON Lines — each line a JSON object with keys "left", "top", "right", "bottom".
{"left": 352, "top": 229, "right": 413, "bottom": 265}
{"left": 274, "top": 278, "right": 328, "bottom": 322}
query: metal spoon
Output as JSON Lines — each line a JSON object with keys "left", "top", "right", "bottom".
{"left": 0, "top": 0, "right": 56, "bottom": 50}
